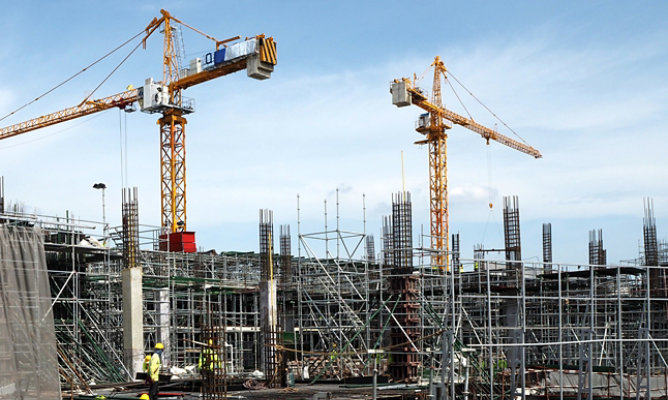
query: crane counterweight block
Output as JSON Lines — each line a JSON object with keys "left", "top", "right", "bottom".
{"left": 390, "top": 79, "right": 412, "bottom": 107}
{"left": 247, "top": 36, "right": 277, "bottom": 80}
{"left": 258, "top": 36, "right": 277, "bottom": 65}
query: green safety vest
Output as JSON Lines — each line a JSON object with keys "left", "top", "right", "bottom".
{"left": 199, "top": 348, "right": 222, "bottom": 370}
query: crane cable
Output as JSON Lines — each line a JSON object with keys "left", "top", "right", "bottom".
{"left": 481, "top": 139, "right": 501, "bottom": 243}
{"left": 487, "top": 126, "right": 495, "bottom": 210}
{"left": 414, "top": 65, "right": 431, "bottom": 86}
{"left": 444, "top": 71, "right": 474, "bottom": 121}
{"left": 118, "top": 109, "right": 129, "bottom": 189}
{"left": 447, "top": 70, "right": 531, "bottom": 146}
{"left": 0, "top": 28, "right": 147, "bottom": 124}
{"left": 78, "top": 37, "right": 146, "bottom": 106}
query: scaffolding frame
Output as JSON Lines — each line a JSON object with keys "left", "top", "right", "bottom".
{"left": 2, "top": 197, "right": 668, "bottom": 400}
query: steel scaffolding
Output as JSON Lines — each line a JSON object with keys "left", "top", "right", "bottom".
{"left": 1, "top": 194, "right": 667, "bottom": 400}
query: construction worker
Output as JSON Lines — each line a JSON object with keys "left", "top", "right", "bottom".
{"left": 142, "top": 355, "right": 151, "bottom": 373}
{"left": 148, "top": 343, "right": 163, "bottom": 400}
{"left": 330, "top": 343, "right": 338, "bottom": 362}
{"left": 496, "top": 356, "right": 508, "bottom": 371}
{"left": 142, "top": 354, "right": 152, "bottom": 384}
{"left": 198, "top": 339, "right": 221, "bottom": 372}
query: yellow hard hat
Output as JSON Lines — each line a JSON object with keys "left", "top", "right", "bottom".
{"left": 140, "top": 394, "right": 150, "bottom": 400}
{"left": 144, "top": 355, "right": 151, "bottom": 361}
{"left": 155, "top": 342, "right": 164, "bottom": 350}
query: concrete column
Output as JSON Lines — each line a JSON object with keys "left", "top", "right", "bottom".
{"left": 260, "top": 280, "right": 278, "bottom": 380}
{"left": 157, "top": 288, "right": 171, "bottom": 365}
{"left": 122, "top": 267, "right": 144, "bottom": 378}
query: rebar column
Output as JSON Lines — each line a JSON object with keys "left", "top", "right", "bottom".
{"left": 279, "top": 224, "right": 295, "bottom": 363}
{"left": 543, "top": 223, "right": 552, "bottom": 272}
{"left": 366, "top": 234, "right": 376, "bottom": 264}
{"left": 122, "top": 187, "right": 139, "bottom": 270}
{"left": 644, "top": 198, "right": 661, "bottom": 291}
{"left": 643, "top": 198, "right": 667, "bottom": 337}
{"left": 201, "top": 326, "right": 225, "bottom": 400}
{"left": 473, "top": 244, "right": 485, "bottom": 292}
{"left": 259, "top": 209, "right": 281, "bottom": 387}
{"left": 279, "top": 224, "right": 292, "bottom": 287}
{"left": 387, "top": 191, "right": 420, "bottom": 383}
{"left": 452, "top": 233, "right": 461, "bottom": 273}
{"left": 121, "top": 187, "right": 143, "bottom": 376}
{"left": 588, "top": 229, "right": 606, "bottom": 266}
{"left": 392, "top": 192, "right": 413, "bottom": 270}
{"left": 503, "top": 195, "right": 522, "bottom": 269}
{"left": 382, "top": 216, "right": 394, "bottom": 267}
{"left": 260, "top": 210, "right": 274, "bottom": 281}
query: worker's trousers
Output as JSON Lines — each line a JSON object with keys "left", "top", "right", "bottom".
{"left": 149, "top": 380, "right": 159, "bottom": 400}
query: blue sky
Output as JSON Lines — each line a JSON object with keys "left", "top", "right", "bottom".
{"left": 0, "top": 1, "right": 666, "bottom": 265}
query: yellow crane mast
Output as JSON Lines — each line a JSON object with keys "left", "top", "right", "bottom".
{"left": 0, "top": 9, "right": 277, "bottom": 249}
{"left": 391, "top": 56, "right": 541, "bottom": 271}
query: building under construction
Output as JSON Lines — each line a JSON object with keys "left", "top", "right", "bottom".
{"left": 0, "top": 10, "right": 665, "bottom": 400}
{"left": 1, "top": 181, "right": 667, "bottom": 400}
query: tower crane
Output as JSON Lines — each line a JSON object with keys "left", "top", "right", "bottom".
{"left": 0, "top": 9, "right": 277, "bottom": 251}
{"left": 390, "top": 56, "right": 541, "bottom": 271}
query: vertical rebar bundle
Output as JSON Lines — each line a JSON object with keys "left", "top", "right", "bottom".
{"left": 366, "top": 234, "right": 376, "bottom": 264}
{"left": 392, "top": 191, "right": 413, "bottom": 270}
{"left": 644, "top": 198, "right": 665, "bottom": 299}
{"left": 644, "top": 198, "right": 659, "bottom": 267}
{"left": 278, "top": 224, "right": 294, "bottom": 367}
{"left": 259, "top": 209, "right": 281, "bottom": 387}
{"left": 122, "top": 187, "right": 139, "bottom": 269}
{"left": 473, "top": 244, "right": 485, "bottom": 265}
{"left": 452, "top": 233, "right": 461, "bottom": 273}
{"left": 382, "top": 216, "right": 393, "bottom": 266}
{"left": 503, "top": 195, "right": 522, "bottom": 268}
{"left": 279, "top": 224, "right": 292, "bottom": 286}
{"left": 588, "top": 229, "right": 606, "bottom": 266}
{"left": 387, "top": 191, "right": 419, "bottom": 383}
{"left": 201, "top": 326, "right": 226, "bottom": 400}
{"left": 543, "top": 223, "right": 552, "bottom": 271}
{"left": 259, "top": 210, "right": 274, "bottom": 281}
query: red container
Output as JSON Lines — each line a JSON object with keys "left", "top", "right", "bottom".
{"left": 159, "top": 231, "right": 197, "bottom": 253}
